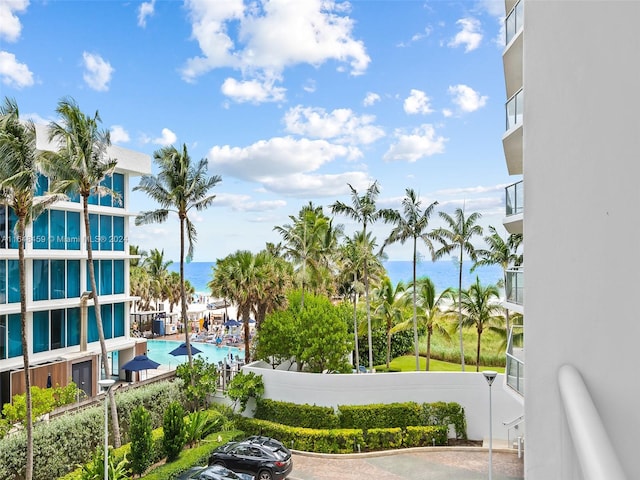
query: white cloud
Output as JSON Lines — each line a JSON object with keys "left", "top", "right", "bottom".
{"left": 383, "top": 124, "right": 447, "bottom": 162}
{"left": 403, "top": 89, "right": 433, "bottom": 115}
{"left": 153, "top": 128, "right": 177, "bottom": 146}
{"left": 478, "top": 0, "right": 505, "bottom": 18}
{"left": 283, "top": 105, "right": 385, "bottom": 145}
{"left": 0, "top": 0, "right": 28, "bottom": 42}
{"left": 214, "top": 192, "right": 287, "bottom": 212}
{"left": 182, "top": 0, "right": 370, "bottom": 102}
{"left": 138, "top": 0, "right": 155, "bottom": 28}
{"left": 442, "top": 108, "right": 453, "bottom": 118}
{"left": 363, "top": 92, "right": 380, "bottom": 107}
{"left": 82, "top": 52, "right": 114, "bottom": 91}
{"left": 448, "top": 84, "right": 487, "bottom": 113}
{"left": 433, "top": 184, "right": 507, "bottom": 196}
{"left": 0, "top": 50, "right": 33, "bottom": 88}
{"left": 261, "top": 171, "right": 372, "bottom": 198}
{"left": 302, "top": 79, "right": 316, "bottom": 93}
{"left": 221, "top": 76, "right": 286, "bottom": 103}
{"left": 110, "top": 125, "right": 130, "bottom": 144}
{"left": 449, "top": 17, "right": 482, "bottom": 52}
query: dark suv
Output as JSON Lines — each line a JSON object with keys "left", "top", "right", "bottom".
{"left": 208, "top": 436, "right": 293, "bottom": 480}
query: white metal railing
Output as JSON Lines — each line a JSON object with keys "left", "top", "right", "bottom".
{"left": 558, "top": 364, "right": 627, "bottom": 480}
{"left": 506, "top": 88, "right": 523, "bottom": 131}
{"left": 506, "top": 325, "right": 524, "bottom": 394}
{"left": 505, "top": 180, "right": 523, "bottom": 216}
{"left": 503, "top": 414, "right": 525, "bottom": 457}
{"left": 505, "top": 0, "right": 524, "bottom": 46}
{"left": 505, "top": 268, "right": 524, "bottom": 305}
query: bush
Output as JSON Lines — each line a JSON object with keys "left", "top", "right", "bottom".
{"left": 365, "top": 427, "right": 403, "bottom": 450}
{"left": 337, "top": 402, "right": 422, "bottom": 430}
{"left": 422, "top": 402, "right": 467, "bottom": 439}
{"left": 128, "top": 406, "right": 153, "bottom": 476}
{"left": 163, "top": 402, "right": 186, "bottom": 462}
{"left": 404, "top": 425, "right": 448, "bottom": 447}
{"left": 226, "top": 371, "right": 264, "bottom": 412}
{"left": 254, "top": 399, "right": 339, "bottom": 429}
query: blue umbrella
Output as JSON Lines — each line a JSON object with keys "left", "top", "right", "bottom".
{"left": 169, "top": 342, "right": 202, "bottom": 357}
{"left": 121, "top": 354, "right": 160, "bottom": 372}
{"left": 223, "top": 319, "right": 241, "bottom": 327}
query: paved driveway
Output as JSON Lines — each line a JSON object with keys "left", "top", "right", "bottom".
{"left": 289, "top": 448, "right": 524, "bottom": 480}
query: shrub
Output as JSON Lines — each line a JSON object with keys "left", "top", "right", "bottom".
{"left": 338, "top": 402, "right": 422, "bottom": 430}
{"left": 128, "top": 406, "right": 153, "bottom": 476}
{"left": 162, "top": 401, "right": 186, "bottom": 461}
{"left": 254, "top": 399, "right": 339, "bottom": 429}
{"left": 404, "top": 425, "right": 448, "bottom": 447}
{"left": 365, "top": 427, "right": 403, "bottom": 450}
{"left": 175, "top": 357, "right": 219, "bottom": 411}
{"left": 422, "top": 402, "right": 467, "bottom": 439}
{"left": 226, "top": 371, "right": 264, "bottom": 412}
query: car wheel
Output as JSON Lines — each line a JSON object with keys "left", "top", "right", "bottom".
{"left": 257, "top": 470, "right": 273, "bottom": 480}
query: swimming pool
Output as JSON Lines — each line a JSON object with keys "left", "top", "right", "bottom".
{"left": 145, "top": 339, "right": 242, "bottom": 368}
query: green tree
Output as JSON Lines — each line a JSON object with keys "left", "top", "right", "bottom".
{"left": 456, "top": 277, "right": 503, "bottom": 371}
{"left": 42, "top": 96, "right": 122, "bottom": 445}
{"left": 128, "top": 406, "right": 153, "bottom": 477}
{"left": 382, "top": 188, "right": 438, "bottom": 370}
{"left": 252, "top": 249, "right": 293, "bottom": 330}
{"left": 331, "top": 181, "right": 395, "bottom": 369}
{"left": 134, "top": 144, "right": 221, "bottom": 366}
{"left": 254, "top": 309, "right": 298, "bottom": 368}
{"left": 175, "top": 356, "right": 219, "bottom": 411}
{"left": 0, "top": 97, "right": 61, "bottom": 479}
{"left": 226, "top": 371, "right": 265, "bottom": 412}
{"left": 162, "top": 401, "right": 186, "bottom": 462}
{"left": 143, "top": 248, "right": 172, "bottom": 310}
{"left": 431, "top": 207, "right": 483, "bottom": 371}
{"left": 372, "top": 277, "right": 407, "bottom": 369}
{"left": 473, "top": 225, "right": 523, "bottom": 333}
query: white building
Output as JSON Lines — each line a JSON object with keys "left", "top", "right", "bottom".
{"left": 502, "top": 1, "right": 639, "bottom": 478}
{"left": 0, "top": 124, "right": 150, "bottom": 402}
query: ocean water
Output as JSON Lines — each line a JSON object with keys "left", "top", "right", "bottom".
{"left": 169, "top": 260, "right": 503, "bottom": 294}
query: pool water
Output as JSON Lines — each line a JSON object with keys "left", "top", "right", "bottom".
{"left": 145, "top": 339, "right": 242, "bottom": 368}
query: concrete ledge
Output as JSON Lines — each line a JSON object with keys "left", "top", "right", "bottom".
{"left": 291, "top": 445, "right": 519, "bottom": 459}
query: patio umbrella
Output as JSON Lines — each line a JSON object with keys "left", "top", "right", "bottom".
{"left": 169, "top": 343, "right": 202, "bottom": 357}
{"left": 121, "top": 354, "right": 160, "bottom": 381}
{"left": 223, "top": 319, "right": 241, "bottom": 327}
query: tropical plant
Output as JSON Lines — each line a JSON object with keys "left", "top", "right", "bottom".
{"left": 473, "top": 225, "right": 523, "bottom": 333}
{"left": 431, "top": 207, "right": 483, "bottom": 371}
{"left": 128, "top": 406, "right": 153, "bottom": 477}
{"left": 143, "top": 248, "right": 172, "bottom": 310}
{"left": 372, "top": 277, "right": 407, "bottom": 369}
{"left": 251, "top": 249, "right": 293, "bottom": 329}
{"left": 79, "top": 447, "right": 130, "bottom": 480}
{"left": 454, "top": 277, "right": 503, "bottom": 371}
{"left": 41, "top": 96, "right": 122, "bottom": 445}
{"left": 175, "top": 356, "right": 219, "bottom": 411}
{"left": 162, "top": 401, "right": 186, "bottom": 462}
{"left": 226, "top": 371, "right": 265, "bottom": 412}
{"left": 134, "top": 144, "right": 221, "bottom": 366}
{"left": 382, "top": 188, "right": 438, "bottom": 370}
{"left": 331, "top": 181, "right": 395, "bottom": 369}
{"left": 0, "top": 97, "right": 61, "bottom": 480}
{"left": 184, "top": 410, "right": 225, "bottom": 448}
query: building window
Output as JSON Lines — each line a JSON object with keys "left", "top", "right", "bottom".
{"left": 114, "top": 303, "right": 125, "bottom": 337}
{"left": 91, "top": 173, "right": 125, "bottom": 208}
{"left": 33, "top": 259, "right": 81, "bottom": 301}
{"left": 86, "top": 259, "right": 124, "bottom": 296}
{"left": 88, "top": 214, "right": 126, "bottom": 251}
{"left": 0, "top": 314, "right": 23, "bottom": 358}
{"left": 33, "top": 311, "right": 49, "bottom": 353}
{"left": 114, "top": 260, "right": 124, "bottom": 294}
{"left": 0, "top": 206, "right": 19, "bottom": 249}
{"left": 100, "top": 260, "right": 113, "bottom": 295}
{"left": 31, "top": 209, "right": 82, "bottom": 251}
{"left": 67, "top": 308, "right": 80, "bottom": 347}
{"left": 32, "top": 308, "right": 77, "bottom": 353}
{"left": 86, "top": 303, "right": 125, "bottom": 343}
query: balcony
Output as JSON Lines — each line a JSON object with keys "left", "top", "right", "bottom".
{"left": 505, "top": 0, "right": 524, "bottom": 48}
{"left": 506, "top": 325, "right": 524, "bottom": 395}
{"left": 503, "top": 88, "right": 523, "bottom": 175}
{"left": 504, "top": 180, "right": 523, "bottom": 234}
{"left": 505, "top": 267, "right": 524, "bottom": 309}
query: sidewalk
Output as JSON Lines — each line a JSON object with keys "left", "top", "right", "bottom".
{"left": 289, "top": 447, "right": 524, "bottom": 480}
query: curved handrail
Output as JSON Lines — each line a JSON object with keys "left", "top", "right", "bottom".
{"left": 557, "top": 364, "right": 627, "bottom": 480}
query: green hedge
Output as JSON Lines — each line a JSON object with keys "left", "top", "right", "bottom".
{"left": 254, "top": 399, "right": 339, "bottom": 429}
{"left": 338, "top": 402, "right": 423, "bottom": 430}
{"left": 422, "top": 402, "right": 467, "bottom": 440}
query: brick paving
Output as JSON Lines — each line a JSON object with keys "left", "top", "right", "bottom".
{"left": 289, "top": 448, "right": 524, "bottom": 480}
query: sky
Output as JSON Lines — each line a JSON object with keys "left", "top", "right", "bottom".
{"left": 0, "top": 0, "right": 515, "bottom": 263}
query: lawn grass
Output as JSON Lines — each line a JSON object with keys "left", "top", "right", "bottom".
{"left": 378, "top": 355, "right": 505, "bottom": 373}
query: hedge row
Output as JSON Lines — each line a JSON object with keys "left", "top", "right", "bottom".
{"left": 254, "top": 399, "right": 466, "bottom": 439}
{"left": 236, "top": 417, "right": 448, "bottom": 453}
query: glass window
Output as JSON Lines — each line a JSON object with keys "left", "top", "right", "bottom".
{"left": 0, "top": 260, "right": 5, "bottom": 304}
{"left": 8, "top": 208, "right": 18, "bottom": 249}
{"left": 67, "top": 190, "right": 80, "bottom": 203}
{"left": 99, "top": 177, "right": 112, "bottom": 207}
{"left": 50, "top": 210, "right": 66, "bottom": 250}
{"left": 114, "top": 303, "right": 125, "bottom": 337}
{"left": 50, "top": 260, "right": 66, "bottom": 299}
{"left": 8, "top": 313, "right": 22, "bottom": 357}
{"left": 113, "top": 260, "right": 124, "bottom": 294}
{"left": 51, "top": 309, "right": 65, "bottom": 350}
{"left": 100, "top": 215, "right": 112, "bottom": 251}
{"left": 67, "top": 308, "right": 80, "bottom": 346}
{"left": 100, "top": 260, "right": 113, "bottom": 295}
{"left": 89, "top": 214, "right": 99, "bottom": 251}
{"left": 35, "top": 173, "right": 49, "bottom": 197}
{"left": 67, "top": 260, "right": 80, "bottom": 298}
{"left": 87, "top": 260, "right": 99, "bottom": 294}
{"left": 8, "top": 260, "right": 19, "bottom": 303}
{"left": 87, "top": 306, "right": 98, "bottom": 343}
{"left": 0, "top": 315, "right": 6, "bottom": 359}
{"left": 33, "top": 259, "right": 49, "bottom": 301}
{"left": 113, "top": 216, "right": 125, "bottom": 251}
{"left": 67, "top": 211, "right": 81, "bottom": 250}
{"left": 32, "top": 211, "right": 49, "bottom": 250}
{"left": 33, "top": 311, "right": 49, "bottom": 353}
{"left": 113, "top": 173, "right": 124, "bottom": 208}
{"left": 102, "top": 304, "right": 113, "bottom": 339}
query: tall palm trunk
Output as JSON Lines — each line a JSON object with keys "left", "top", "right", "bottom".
{"left": 83, "top": 196, "right": 121, "bottom": 446}
{"left": 179, "top": 213, "right": 193, "bottom": 367}
{"left": 426, "top": 326, "right": 432, "bottom": 372}
{"left": 363, "top": 223, "right": 373, "bottom": 370}
{"left": 412, "top": 238, "right": 419, "bottom": 371}
{"left": 352, "top": 288, "right": 360, "bottom": 371}
{"left": 242, "top": 305, "right": 251, "bottom": 364}
{"left": 457, "top": 253, "right": 465, "bottom": 372}
{"left": 476, "top": 330, "right": 482, "bottom": 372}
{"left": 18, "top": 216, "right": 33, "bottom": 480}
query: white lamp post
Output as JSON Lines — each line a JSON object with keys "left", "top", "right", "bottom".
{"left": 98, "top": 379, "right": 116, "bottom": 480}
{"left": 483, "top": 371, "right": 498, "bottom": 480}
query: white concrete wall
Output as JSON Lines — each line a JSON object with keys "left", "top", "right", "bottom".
{"left": 243, "top": 362, "right": 523, "bottom": 442}
{"left": 524, "top": 2, "right": 640, "bottom": 478}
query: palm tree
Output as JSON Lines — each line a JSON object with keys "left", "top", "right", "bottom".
{"left": 331, "top": 181, "right": 395, "bottom": 369}
{"left": 143, "top": 248, "right": 172, "bottom": 310}
{"left": 42, "top": 97, "right": 123, "bottom": 445}
{"left": 0, "top": 97, "right": 61, "bottom": 480}
{"left": 382, "top": 188, "right": 438, "bottom": 370}
{"left": 431, "top": 207, "right": 483, "bottom": 371}
{"left": 473, "top": 225, "right": 523, "bottom": 333}
{"left": 456, "top": 277, "right": 503, "bottom": 371}
{"left": 129, "top": 244, "right": 147, "bottom": 267}
{"left": 252, "top": 249, "right": 293, "bottom": 329}
{"left": 134, "top": 144, "right": 221, "bottom": 366}
{"left": 372, "top": 277, "right": 407, "bottom": 369}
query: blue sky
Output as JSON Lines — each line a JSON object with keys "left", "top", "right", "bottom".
{"left": 0, "top": 0, "right": 514, "bottom": 262}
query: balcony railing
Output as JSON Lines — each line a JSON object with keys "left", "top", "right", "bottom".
{"left": 505, "top": 0, "right": 524, "bottom": 46}
{"left": 505, "top": 180, "right": 523, "bottom": 216}
{"left": 506, "top": 88, "right": 523, "bottom": 131}
{"left": 506, "top": 325, "right": 524, "bottom": 395}
{"left": 506, "top": 268, "right": 524, "bottom": 305}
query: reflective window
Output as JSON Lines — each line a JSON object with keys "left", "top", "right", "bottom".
{"left": 67, "top": 308, "right": 80, "bottom": 346}
{"left": 8, "top": 314, "right": 22, "bottom": 357}
{"left": 33, "top": 311, "right": 49, "bottom": 353}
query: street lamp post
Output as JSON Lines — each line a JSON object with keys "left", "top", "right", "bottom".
{"left": 483, "top": 371, "right": 498, "bottom": 480}
{"left": 98, "top": 379, "right": 116, "bottom": 480}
